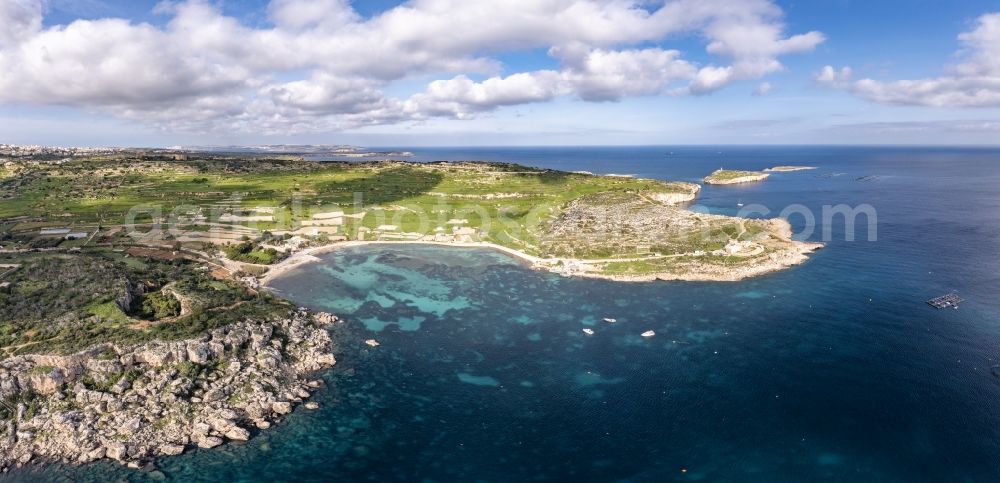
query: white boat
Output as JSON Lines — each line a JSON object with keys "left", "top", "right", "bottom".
{"left": 641, "top": 330, "right": 656, "bottom": 338}
{"left": 365, "top": 339, "right": 380, "bottom": 347}
{"left": 582, "top": 328, "right": 595, "bottom": 335}
{"left": 602, "top": 318, "right": 617, "bottom": 323}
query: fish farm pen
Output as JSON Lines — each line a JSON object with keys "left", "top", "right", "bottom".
{"left": 927, "top": 293, "right": 964, "bottom": 309}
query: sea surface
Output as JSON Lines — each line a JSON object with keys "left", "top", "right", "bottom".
{"left": 16, "top": 146, "right": 1000, "bottom": 482}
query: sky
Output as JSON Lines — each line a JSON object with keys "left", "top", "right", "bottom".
{"left": 2, "top": 0, "right": 1000, "bottom": 147}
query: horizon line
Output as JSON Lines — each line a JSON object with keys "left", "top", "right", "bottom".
{"left": 7, "top": 142, "right": 1000, "bottom": 150}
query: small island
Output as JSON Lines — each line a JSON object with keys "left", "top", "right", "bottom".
{"left": 703, "top": 169, "right": 770, "bottom": 185}
{"left": 764, "top": 165, "right": 818, "bottom": 172}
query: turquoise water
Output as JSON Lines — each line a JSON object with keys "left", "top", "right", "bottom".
{"left": 14, "top": 146, "right": 1000, "bottom": 481}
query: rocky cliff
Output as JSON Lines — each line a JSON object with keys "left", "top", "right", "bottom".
{"left": 0, "top": 309, "right": 338, "bottom": 472}
{"left": 646, "top": 183, "right": 701, "bottom": 204}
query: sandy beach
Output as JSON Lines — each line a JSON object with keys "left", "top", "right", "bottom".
{"left": 259, "top": 235, "right": 822, "bottom": 286}
{"left": 258, "top": 240, "right": 549, "bottom": 285}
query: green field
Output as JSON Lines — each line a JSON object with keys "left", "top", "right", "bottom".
{"left": 1, "top": 156, "right": 806, "bottom": 281}
{"left": 0, "top": 158, "right": 699, "bottom": 255}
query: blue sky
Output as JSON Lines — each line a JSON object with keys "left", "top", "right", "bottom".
{"left": 2, "top": 0, "right": 1000, "bottom": 146}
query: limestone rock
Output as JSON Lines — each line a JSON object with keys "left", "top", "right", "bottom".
{"left": 159, "top": 444, "right": 185, "bottom": 456}
{"left": 271, "top": 401, "right": 293, "bottom": 415}
{"left": 197, "top": 436, "right": 223, "bottom": 449}
{"left": 135, "top": 346, "right": 174, "bottom": 367}
{"left": 186, "top": 343, "right": 212, "bottom": 365}
{"left": 106, "top": 442, "right": 128, "bottom": 462}
{"left": 0, "top": 309, "right": 337, "bottom": 469}
{"left": 27, "top": 368, "right": 66, "bottom": 395}
{"left": 225, "top": 427, "right": 250, "bottom": 441}
{"left": 313, "top": 312, "right": 338, "bottom": 325}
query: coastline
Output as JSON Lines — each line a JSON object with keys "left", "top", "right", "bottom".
{"left": 259, "top": 240, "right": 548, "bottom": 286}
{"left": 259, "top": 232, "right": 822, "bottom": 286}
{"left": 0, "top": 310, "right": 338, "bottom": 472}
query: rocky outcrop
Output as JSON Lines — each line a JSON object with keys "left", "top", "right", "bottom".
{"left": 646, "top": 183, "right": 701, "bottom": 205}
{"left": 313, "top": 312, "right": 337, "bottom": 325}
{"left": 763, "top": 165, "right": 817, "bottom": 172}
{"left": 0, "top": 309, "right": 338, "bottom": 472}
{"left": 114, "top": 279, "right": 141, "bottom": 313}
{"left": 703, "top": 170, "right": 770, "bottom": 185}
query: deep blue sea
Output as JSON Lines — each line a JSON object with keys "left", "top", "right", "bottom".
{"left": 16, "top": 146, "right": 1000, "bottom": 482}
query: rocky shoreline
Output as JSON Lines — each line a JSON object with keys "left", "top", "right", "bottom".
{"left": 0, "top": 309, "right": 338, "bottom": 473}
{"left": 261, "top": 230, "right": 821, "bottom": 288}
{"left": 645, "top": 183, "right": 701, "bottom": 204}
{"left": 703, "top": 170, "right": 770, "bottom": 185}
{"left": 764, "top": 165, "right": 817, "bottom": 172}
{"left": 532, "top": 218, "right": 823, "bottom": 282}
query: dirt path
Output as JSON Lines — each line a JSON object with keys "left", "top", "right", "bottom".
{"left": 0, "top": 341, "right": 40, "bottom": 358}
{"left": 0, "top": 264, "right": 20, "bottom": 278}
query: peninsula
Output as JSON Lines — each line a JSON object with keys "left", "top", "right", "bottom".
{"left": 0, "top": 149, "right": 820, "bottom": 470}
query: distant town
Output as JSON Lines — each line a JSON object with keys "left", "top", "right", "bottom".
{"left": 0, "top": 144, "right": 413, "bottom": 161}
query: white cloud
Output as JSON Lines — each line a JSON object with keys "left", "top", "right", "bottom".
{"left": 753, "top": 82, "right": 772, "bottom": 96}
{"left": 689, "top": 66, "right": 735, "bottom": 95}
{"left": 815, "top": 65, "right": 853, "bottom": 87}
{"left": 703, "top": 10, "right": 824, "bottom": 81}
{"left": 263, "top": 74, "right": 387, "bottom": 114}
{"left": 819, "top": 12, "right": 1000, "bottom": 107}
{"left": 267, "top": 0, "right": 359, "bottom": 31}
{"left": 0, "top": 0, "right": 824, "bottom": 133}
{"left": 557, "top": 46, "right": 697, "bottom": 101}
{"left": 955, "top": 12, "right": 1000, "bottom": 76}
{"left": 403, "top": 46, "right": 701, "bottom": 118}
{"left": 0, "top": 0, "right": 45, "bottom": 48}
{"left": 404, "top": 72, "right": 566, "bottom": 119}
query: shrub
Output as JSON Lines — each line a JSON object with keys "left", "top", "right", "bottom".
{"left": 137, "top": 292, "right": 181, "bottom": 320}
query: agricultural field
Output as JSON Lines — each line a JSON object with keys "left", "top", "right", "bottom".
{"left": 0, "top": 156, "right": 813, "bottom": 279}
{"left": 0, "top": 158, "right": 696, "bottom": 250}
